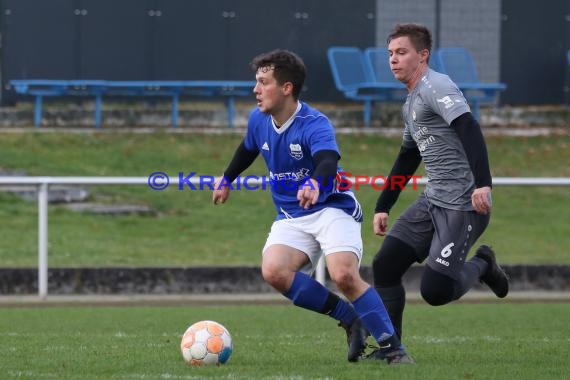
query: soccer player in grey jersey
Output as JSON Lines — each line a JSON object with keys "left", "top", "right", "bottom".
{"left": 368, "top": 24, "right": 509, "bottom": 348}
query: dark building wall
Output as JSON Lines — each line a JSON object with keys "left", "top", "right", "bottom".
{"left": 376, "top": 0, "right": 502, "bottom": 83}
{"left": 0, "top": 0, "right": 376, "bottom": 104}
{"left": 377, "top": 0, "right": 570, "bottom": 106}
{"left": 500, "top": 0, "right": 570, "bottom": 105}
{"left": 2, "top": 0, "right": 569, "bottom": 106}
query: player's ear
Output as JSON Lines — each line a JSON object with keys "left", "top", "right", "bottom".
{"left": 419, "top": 49, "right": 429, "bottom": 63}
{"left": 282, "top": 82, "right": 293, "bottom": 96}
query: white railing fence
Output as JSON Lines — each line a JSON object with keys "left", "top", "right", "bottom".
{"left": 1, "top": 176, "right": 569, "bottom": 299}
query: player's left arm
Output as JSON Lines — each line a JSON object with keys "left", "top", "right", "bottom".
{"left": 451, "top": 112, "right": 493, "bottom": 214}
{"left": 213, "top": 141, "right": 259, "bottom": 205}
{"left": 297, "top": 149, "right": 339, "bottom": 209}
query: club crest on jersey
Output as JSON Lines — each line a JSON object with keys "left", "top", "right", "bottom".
{"left": 289, "top": 143, "right": 303, "bottom": 160}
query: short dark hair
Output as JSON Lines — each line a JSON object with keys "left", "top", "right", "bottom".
{"left": 250, "top": 49, "right": 306, "bottom": 100}
{"left": 387, "top": 23, "right": 432, "bottom": 58}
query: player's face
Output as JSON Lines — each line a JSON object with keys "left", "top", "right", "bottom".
{"left": 253, "top": 66, "right": 287, "bottom": 115}
{"left": 388, "top": 36, "right": 427, "bottom": 87}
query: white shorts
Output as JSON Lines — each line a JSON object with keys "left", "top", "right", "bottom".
{"left": 262, "top": 208, "right": 363, "bottom": 275}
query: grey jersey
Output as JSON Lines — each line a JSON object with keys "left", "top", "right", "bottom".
{"left": 402, "top": 69, "right": 474, "bottom": 211}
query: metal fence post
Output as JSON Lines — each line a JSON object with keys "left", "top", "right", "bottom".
{"left": 38, "top": 182, "right": 48, "bottom": 299}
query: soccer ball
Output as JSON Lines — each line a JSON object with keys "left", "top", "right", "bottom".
{"left": 180, "top": 320, "right": 233, "bottom": 366}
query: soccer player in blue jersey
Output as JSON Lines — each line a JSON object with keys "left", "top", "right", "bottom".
{"left": 212, "top": 49, "right": 413, "bottom": 364}
{"left": 367, "top": 24, "right": 509, "bottom": 354}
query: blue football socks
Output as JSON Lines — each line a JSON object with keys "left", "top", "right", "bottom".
{"left": 352, "top": 286, "right": 399, "bottom": 346}
{"left": 283, "top": 271, "right": 357, "bottom": 326}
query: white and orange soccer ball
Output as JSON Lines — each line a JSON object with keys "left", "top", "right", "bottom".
{"left": 180, "top": 320, "right": 233, "bottom": 366}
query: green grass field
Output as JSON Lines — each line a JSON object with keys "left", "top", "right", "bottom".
{"left": 0, "top": 132, "right": 568, "bottom": 267}
{"left": 1, "top": 132, "right": 569, "bottom": 379}
{"left": 1, "top": 302, "right": 569, "bottom": 379}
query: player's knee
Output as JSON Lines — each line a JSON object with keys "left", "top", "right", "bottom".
{"left": 420, "top": 286, "right": 453, "bottom": 306}
{"left": 329, "top": 268, "right": 358, "bottom": 293}
{"left": 261, "top": 264, "right": 289, "bottom": 290}
{"left": 420, "top": 268, "right": 455, "bottom": 306}
{"left": 372, "top": 250, "right": 391, "bottom": 284}
{"left": 373, "top": 237, "right": 415, "bottom": 287}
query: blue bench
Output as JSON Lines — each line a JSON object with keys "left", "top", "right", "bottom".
{"left": 9, "top": 79, "right": 255, "bottom": 128}
{"left": 327, "top": 46, "right": 406, "bottom": 128}
{"left": 433, "top": 47, "right": 506, "bottom": 120}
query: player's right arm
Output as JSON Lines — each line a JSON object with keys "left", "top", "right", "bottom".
{"left": 213, "top": 140, "right": 259, "bottom": 204}
{"left": 373, "top": 145, "right": 422, "bottom": 235}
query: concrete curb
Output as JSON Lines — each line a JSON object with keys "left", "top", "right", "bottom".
{"left": 1, "top": 291, "right": 569, "bottom": 308}
{"left": 1, "top": 265, "right": 570, "bottom": 298}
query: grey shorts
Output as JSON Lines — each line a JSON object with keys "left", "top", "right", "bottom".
{"left": 388, "top": 194, "right": 490, "bottom": 280}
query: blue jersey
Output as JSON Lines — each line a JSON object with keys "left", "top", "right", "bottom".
{"left": 243, "top": 102, "right": 362, "bottom": 222}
